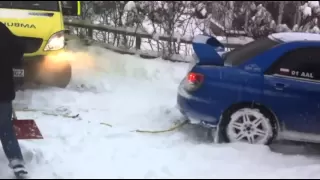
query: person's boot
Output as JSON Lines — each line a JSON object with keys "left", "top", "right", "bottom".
{"left": 9, "top": 159, "right": 28, "bottom": 179}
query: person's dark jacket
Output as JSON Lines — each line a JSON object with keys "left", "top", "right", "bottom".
{"left": 0, "top": 22, "right": 25, "bottom": 102}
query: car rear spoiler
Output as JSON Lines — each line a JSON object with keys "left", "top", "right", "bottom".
{"left": 192, "top": 34, "right": 225, "bottom": 66}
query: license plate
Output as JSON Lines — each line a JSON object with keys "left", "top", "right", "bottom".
{"left": 13, "top": 69, "right": 24, "bottom": 78}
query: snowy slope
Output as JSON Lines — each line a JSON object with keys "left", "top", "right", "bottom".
{"left": 4, "top": 41, "right": 320, "bottom": 178}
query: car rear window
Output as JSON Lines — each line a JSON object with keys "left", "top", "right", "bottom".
{"left": 224, "top": 37, "right": 280, "bottom": 66}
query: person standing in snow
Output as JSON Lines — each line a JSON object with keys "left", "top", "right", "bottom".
{"left": 0, "top": 21, "right": 28, "bottom": 179}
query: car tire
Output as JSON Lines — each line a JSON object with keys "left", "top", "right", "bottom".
{"left": 51, "top": 63, "right": 72, "bottom": 88}
{"left": 36, "top": 61, "right": 72, "bottom": 88}
{"left": 217, "top": 105, "right": 278, "bottom": 145}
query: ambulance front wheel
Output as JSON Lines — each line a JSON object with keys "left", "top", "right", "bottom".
{"left": 36, "top": 61, "right": 72, "bottom": 88}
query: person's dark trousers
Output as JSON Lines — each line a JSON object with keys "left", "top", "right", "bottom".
{"left": 0, "top": 101, "right": 24, "bottom": 162}
{"left": 0, "top": 102, "right": 30, "bottom": 179}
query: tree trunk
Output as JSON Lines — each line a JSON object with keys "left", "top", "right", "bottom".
{"left": 296, "top": 1, "right": 302, "bottom": 26}
{"left": 244, "top": 2, "right": 251, "bottom": 31}
{"left": 277, "top": 1, "right": 285, "bottom": 25}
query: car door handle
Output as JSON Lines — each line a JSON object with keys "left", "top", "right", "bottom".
{"left": 273, "top": 83, "right": 288, "bottom": 90}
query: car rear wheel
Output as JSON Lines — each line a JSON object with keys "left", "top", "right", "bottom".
{"left": 218, "top": 107, "right": 277, "bottom": 145}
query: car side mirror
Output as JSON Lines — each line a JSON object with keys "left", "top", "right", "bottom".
{"left": 62, "top": 1, "right": 81, "bottom": 16}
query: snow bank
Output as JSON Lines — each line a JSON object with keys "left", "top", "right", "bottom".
{"left": 10, "top": 41, "right": 320, "bottom": 179}
{"left": 65, "top": 40, "right": 189, "bottom": 92}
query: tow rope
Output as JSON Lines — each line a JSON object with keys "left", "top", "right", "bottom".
{"left": 16, "top": 108, "right": 80, "bottom": 119}
{"left": 16, "top": 108, "right": 188, "bottom": 134}
{"left": 100, "top": 120, "right": 188, "bottom": 134}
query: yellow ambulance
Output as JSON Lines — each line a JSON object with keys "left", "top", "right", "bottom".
{"left": 0, "top": 1, "right": 81, "bottom": 88}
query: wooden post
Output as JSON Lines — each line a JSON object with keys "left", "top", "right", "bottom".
{"left": 135, "top": 36, "right": 141, "bottom": 50}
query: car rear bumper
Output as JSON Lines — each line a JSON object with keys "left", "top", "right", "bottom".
{"left": 177, "top": 87, "right": 220, "bottom": 128}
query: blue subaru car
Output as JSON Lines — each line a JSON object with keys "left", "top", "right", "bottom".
{"left": 177, "top": 32, "right": 320, "bottom": 145}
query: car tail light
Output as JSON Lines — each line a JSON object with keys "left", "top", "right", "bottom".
{"left": 184, "top": 72, "right": 204, "bottom": 91}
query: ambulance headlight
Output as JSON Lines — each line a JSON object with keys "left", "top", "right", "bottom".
{"left": 44, "top": 31, "right": 65, "bottom": 51}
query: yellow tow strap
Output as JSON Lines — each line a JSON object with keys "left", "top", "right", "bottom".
{"left": 100, "top": 120, "right": 188, "bottom": 134}
{"left": 16, "top": 108, "right": 188, "bottom": 134}
{"left": 131, "top": 120, "right": 188, "bottom": 134}
{"left": 16, "top": 108, "right": 79, "bottom": 119}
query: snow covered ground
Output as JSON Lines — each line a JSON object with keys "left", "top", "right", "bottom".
{"left": 2, "top": 41, "right": 320, "bottom": 178}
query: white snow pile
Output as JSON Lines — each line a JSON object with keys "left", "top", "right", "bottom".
{"left": 300, "top": 3, "right": 312, "bottom": 17}
{"left": 298, "top": 1, "right": 320, "bottom": 33}
{"left": 124, "top": 1, "right": 137, "bottom": 12}
{"left": 245, "top": 1, "right": 320, "bottom": 36}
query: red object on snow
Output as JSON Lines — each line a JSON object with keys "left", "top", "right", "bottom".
{"left": 12, "top": 119, "right": 43, "bottom": 139}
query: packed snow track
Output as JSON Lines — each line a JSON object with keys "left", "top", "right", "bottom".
{"left": 4, "top": 41, "right": 320, "bottom": 178}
